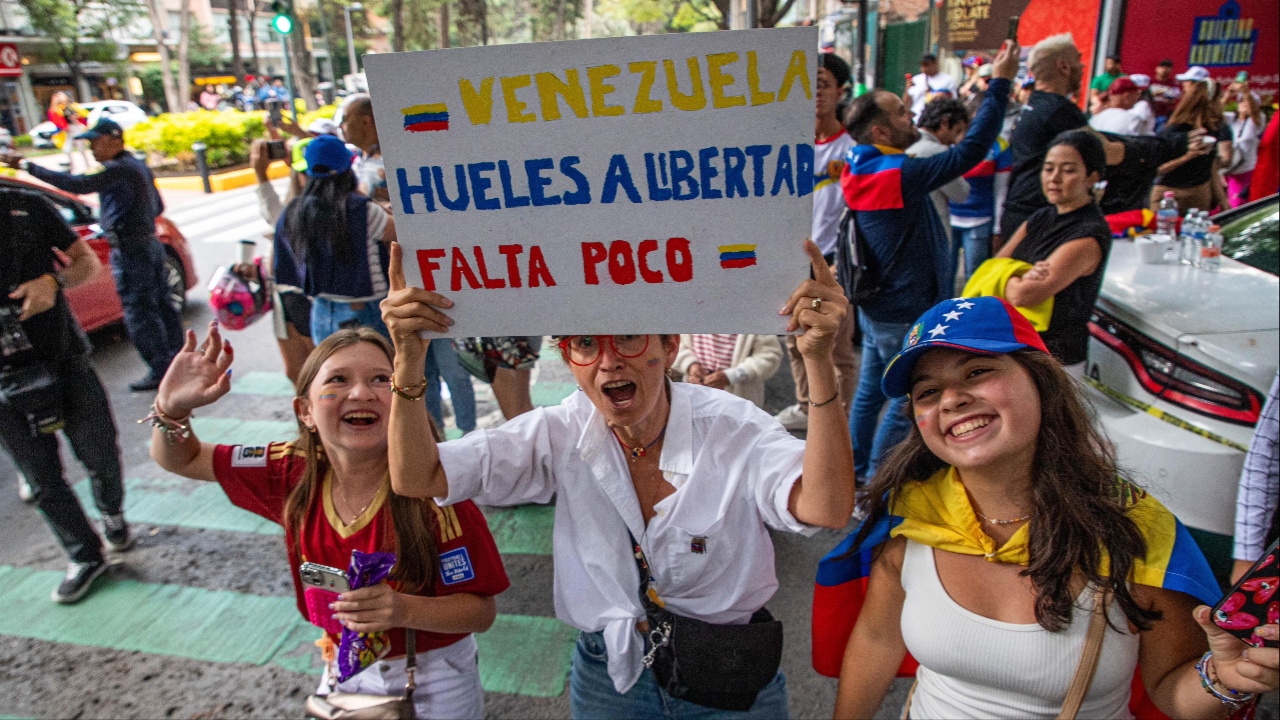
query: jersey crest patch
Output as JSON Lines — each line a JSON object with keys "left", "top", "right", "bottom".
{"left": 231, "top": 445, "right": 269, "bottom": 467}
{"left": 439, "top": 547, "right": 475, "bottom": 585}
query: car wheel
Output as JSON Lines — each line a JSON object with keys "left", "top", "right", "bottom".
{"left": 164, "top": 251, "right": 187, "bottom": 314}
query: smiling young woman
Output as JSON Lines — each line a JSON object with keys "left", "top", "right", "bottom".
{"left": 830, "top": 296, "right": 1279, "bottom": 720}
{"left": 148, "top": 324, "right": 508, "bottom": 719}
{"left": 380, "top": 239, "right": 857, "bottom": 719}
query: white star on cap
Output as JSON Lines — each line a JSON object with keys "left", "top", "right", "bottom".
{"left": 955, "top": 301, "right": 975, "bottom": 310}
{"left": 943, "top": 310, "right": 962, "bottom": 322}
{"left": 928, "top": 323, "right": 948, "bottom": 338}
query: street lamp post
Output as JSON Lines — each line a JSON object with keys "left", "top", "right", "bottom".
{"left": 344, "top": 2, "right": 364, "bottom": 88}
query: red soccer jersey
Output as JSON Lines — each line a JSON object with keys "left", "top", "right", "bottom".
{"left": 212, "top": 441, "right": 509, "bottom": 657}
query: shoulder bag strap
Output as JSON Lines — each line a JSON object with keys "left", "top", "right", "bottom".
{"left": 1057, "top": 589, "right": 1109, "bottom": 720}
{"left": 403, "top": 629, "right": 417, "bottom": 700}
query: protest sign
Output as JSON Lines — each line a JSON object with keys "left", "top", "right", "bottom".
{"left": 364, "top": 28, "right": 817, "bottom": 336}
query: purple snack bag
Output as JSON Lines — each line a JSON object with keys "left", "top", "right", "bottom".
{"left": 336, "top": 549, "right": 398, "bottom": 682}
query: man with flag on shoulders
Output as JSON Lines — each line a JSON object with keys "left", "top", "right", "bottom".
{"left": 837, "top": 39, "right": 1020, "bottom": 481}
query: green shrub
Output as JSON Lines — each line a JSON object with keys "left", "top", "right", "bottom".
{"left": 13, "top": 134, "right": 32, "bottom": 147}
{"left": 127, "top": 111, "right": 265, "bottom": 171}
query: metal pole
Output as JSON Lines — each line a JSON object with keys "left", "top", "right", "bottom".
{"left": 281, "top": 33, "right": 296, "bottom": 114}
{"left": 315, "top": 0, "right": 331, "bottom": 83}
{"left": 344, "top": 6, "right": 359, "bottom": 80}
{"left": 192, "top": 142, "right": 211, "bottom": 193}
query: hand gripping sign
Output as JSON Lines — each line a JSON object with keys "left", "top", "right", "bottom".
{"left": 365, "top": 28, "right": 817, "bottom": 336}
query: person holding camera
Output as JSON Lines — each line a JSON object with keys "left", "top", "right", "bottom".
{"left": 0, "top": 186, "right": 131, "bottom": 604}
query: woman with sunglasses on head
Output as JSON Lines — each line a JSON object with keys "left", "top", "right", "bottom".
{"left": 381, "top": 240, "right": 857, "bottom": 719}
{"left": 829, "top": 296, "right": 1279, "bottom": 719}
{"left": 149, "top": 324, "right": 508, "bottom": 719}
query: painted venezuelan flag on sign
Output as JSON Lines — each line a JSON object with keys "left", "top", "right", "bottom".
{"left": 402, "top": 103, "right": 450, "bottom": 132}
{"left": 718, "top": 244, "right": 757, "bottom": 269}
{"left": 839, "top": 144, "right": 905, "bottom": 212}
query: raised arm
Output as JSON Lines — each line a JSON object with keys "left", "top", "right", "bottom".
{"left": 781, "top": 241, "right": 857, "bottom": 528}
{"left": 149, "top": 323, "right": 235, "bottom": 482}
{"left": 382, "top": 242, "right": 454, "bottom": 499}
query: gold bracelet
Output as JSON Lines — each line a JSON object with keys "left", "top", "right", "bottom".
{"left": 390, "top": 378, "right": 428, "bottom": 401}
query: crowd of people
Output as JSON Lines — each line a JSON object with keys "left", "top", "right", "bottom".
{"left": 0, "top": 29, "right": 1278, "bottom": 720}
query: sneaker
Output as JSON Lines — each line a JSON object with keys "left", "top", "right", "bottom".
{"left": 102, "top": 513, "right": 133, "bottom": 552}
{"left": 774, "top": 404, "right": 809, "bottom": 431}
{"left": 128, "top": 375, "right": 162, "bottom": 392}
{"left": 52, "top": 560, "right": 107, "bottom": 604}
{"left": 17, "top": 472, "right": 34, "bottom": 503}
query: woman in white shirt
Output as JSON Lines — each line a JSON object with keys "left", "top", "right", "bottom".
{"left": 380, "top": 240, "right": 857, "bottom": 718}
{"left": 1225, "top": 87, "right": 1264, "bottom": 208}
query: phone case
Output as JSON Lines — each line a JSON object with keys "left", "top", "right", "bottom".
{"left": 1211, "top": 539, "right": 1278, "bottom": 648}
{"left": 304, "top": 586, "right": 344, "bottom": 634}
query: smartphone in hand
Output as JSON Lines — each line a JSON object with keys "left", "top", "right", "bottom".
{"left": 1211, "top": 538, "right": 1278, "bottom": 648}
{"left": 1007, "top": 15, "right": 1020, "bottom": 41}
{"left": 301, "top": 562, "right": 350, "bottom": 634}
{"left": 266, "top": 139, "right": 288, "bottom": 161}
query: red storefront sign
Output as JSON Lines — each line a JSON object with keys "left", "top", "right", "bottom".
{"left": 0, "top": 43, "right": 22, "bottom": 78}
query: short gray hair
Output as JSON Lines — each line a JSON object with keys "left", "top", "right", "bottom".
{"left": 1028, "top": 33, "right": 1079, "bottom": 77}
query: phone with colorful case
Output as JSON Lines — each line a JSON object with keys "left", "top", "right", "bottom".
{"left": 300, "top": 562, "right": 349, "bottom": 635}
{"left": 1211, "top": 538, "right": 1278, "bottom": 648}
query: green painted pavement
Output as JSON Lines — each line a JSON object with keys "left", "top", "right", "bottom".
{"left": 228, "top": 370, "right": 297, "bottom": 397}
{"left": 189, "top": 416, "right": 298, "bottom": 446}
{"left": 482, "top": 505, "right": 555, "bottom": 555}
{"left": 531, "top": 382, "right": 578, "bottom": 407}
{"left": 0, "top": 566, "right": 575, "bottom": 695}
{"left": 74, "top": 475, "right": 283, "bottom": 535}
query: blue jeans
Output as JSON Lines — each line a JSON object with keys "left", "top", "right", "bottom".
{"left": 424, "top": 339, "right": 476, "bottom": 433}
{"left": 110, "top": 239, "right": 185, "bottom": 378}
{"left": 310, "top": 297, "right": 390, "bottom": 344}
{"left": 951, "top": 221, "right": 993, "bottom": 281}
{"left": 569, "top": 631, "right": 789, "bottom": 720}
{"left": 850, "top": 311, "right": 914, "bottom": 480}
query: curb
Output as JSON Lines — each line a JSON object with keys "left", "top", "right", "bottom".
{"left": 153, "top": 160, "right": 291, "bottom": 192}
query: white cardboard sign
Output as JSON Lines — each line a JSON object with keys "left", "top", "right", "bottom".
{"left": 364, "top": 28, "right": 817, "bottom": 336}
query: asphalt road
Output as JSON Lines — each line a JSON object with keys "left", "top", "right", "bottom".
{"left": 0, "top": 182, "right": 915, "bottom": 719}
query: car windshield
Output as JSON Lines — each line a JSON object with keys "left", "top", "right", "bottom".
{"left": 1220, "top": 203, "right": 1278, "bottom": 276}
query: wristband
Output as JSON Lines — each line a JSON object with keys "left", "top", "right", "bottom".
{"left": 390, "top": 378, "right": 428, "bottom": 401}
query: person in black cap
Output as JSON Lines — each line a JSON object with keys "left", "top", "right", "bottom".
{"left": 2, "top": 119, "right": 185, "bottom": 391}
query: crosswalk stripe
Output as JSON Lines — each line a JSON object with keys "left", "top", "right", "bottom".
{"left": 0, "top": 566, "right": 576, "bottom": 696}
{"left": 228, "top": 371, "right": 297, "bottom": 397}
{"left": 189, "top": 416, "right": 299, "bottom": 445}
{"left": 482, "top": 505, "right": 555, "bottom": 556}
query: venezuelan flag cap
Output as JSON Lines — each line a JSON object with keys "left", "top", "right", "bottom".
{"left": 881, "top": 296, "right": 1048, "bottom": 398}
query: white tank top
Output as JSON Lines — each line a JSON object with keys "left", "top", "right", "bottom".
{"left": 900, "top": 539, "right": 1140, "bottom": 720}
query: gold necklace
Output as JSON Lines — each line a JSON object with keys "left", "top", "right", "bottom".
{"left": 336, "top": 477, "right": 379, "bottom": 522}
{"left": 975, "top": 509, "right": 1031, "bottom": 525}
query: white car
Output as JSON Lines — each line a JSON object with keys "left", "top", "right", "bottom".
{"left": 30, "top": 100, "right": 149, "bottom": 149}
{"left": 1083, "top": 196, "right": 1279, "bottom": 578}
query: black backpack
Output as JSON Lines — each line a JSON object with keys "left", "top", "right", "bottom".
{"left": 834, "top": 208, "right": 912, "bottom": 308}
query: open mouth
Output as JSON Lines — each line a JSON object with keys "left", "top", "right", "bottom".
{"left": 601, "top": 380, "right": 638, "bottom": 407}
{"left": 342, "top": 411, "right": 380, "bottom": 427}
{"left": 949, "top": 416, "right": 993, "bottom": 438}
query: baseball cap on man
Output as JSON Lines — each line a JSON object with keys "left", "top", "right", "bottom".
{"left": 1176, "top": 66, "right": 1211, "bottom": 82}
{"left": 303, "top": 133, "right": 353, "bottom": 177}
{"left": 78, "top": 118, "right": 124, "bottom": 141}
{"left": 881, "top": 296, "right": 1049, "bottom": 398}
{"left": 1129, "top": 73, "right": 1151, "bottom": 88}
{"left": 1107, "top": 76, "right": 1139, "bottom": 95}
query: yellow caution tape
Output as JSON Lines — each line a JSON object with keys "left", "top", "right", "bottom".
{"left": 1084, "top": 376, "right": 1249, "bottom": 453}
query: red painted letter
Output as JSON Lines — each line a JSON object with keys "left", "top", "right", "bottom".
{"left": 667, "top": 237, "right": 693, "bottom": 282}
{"left": 582, "top": 242, "right": 607, "bottom": 285}
{"left": 416, "top": 248, "right": 447, "bottom": 291}
{"left": 528, "top": 246, "right": 557, "bottom": 287}
{"left": 472, "top": 246, "right": 506, "bottom": 289}
{"left": 608, "top": 240, "right": 637, "bottom": 285}
{"left": 637, "top": 239, "right": 664, "bottom": 283}
{"left": 498, "top": 244, "right": 524, "bottom": 288}
{"left": 450, "top": 247, "right": 482, "bottom": 291}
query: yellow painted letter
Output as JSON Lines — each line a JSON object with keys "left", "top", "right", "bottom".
{"left": 501, "top": 75, "right": 537, "bottom": 123}
{"left": 458, "top": 77, "right": 495, "bottom": 125}
{"left": 777, "top": 50, "right": 812, "bottom": 102}
{"left": 664, "top": 57, "right": 706, "bottom": 112}
{"left": 628, "top": 61, "right": 663, "bottom": 114}
{"left": 587, "top": 65, "right": 625, "bottom": 117}
{"left": 707, "top": 52, "right": 746, "bottom": 109}
{"left": 746, "top": 51, "right": 775, "bottom": 106}
{"left": 534, "top": 69, "right": 588, "bottom": 121}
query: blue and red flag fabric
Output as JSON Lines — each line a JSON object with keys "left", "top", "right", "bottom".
{"left": 1106, "top": 208, "right": 1161, "bottom": 238}
{"left": 718, "top": 244, "right": 757, "bottom": 269}
{"left": 401, "top": 103, "right": 450, "bottom": 133}
{"left": 840, "top": 144, "right": 906, "bottom": 211}
{"left": 813, "top": 469, "right": 1223, "bottom": 719}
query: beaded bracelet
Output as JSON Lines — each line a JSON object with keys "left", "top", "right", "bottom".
{"left": 1195, "top": 651, "right": 1256, "bottom": 708}
{"left": 139, "top": 402, "right": 193, "bottom": 445}
{"left": 390, "top": 378, "right": 428, "bottom": 401}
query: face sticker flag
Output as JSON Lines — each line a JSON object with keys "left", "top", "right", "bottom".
{"left": 365, "top": 29, "right": 816, "bottom": 336}
{"left": 401, "top": 103, "right": 450, "bottom": 132}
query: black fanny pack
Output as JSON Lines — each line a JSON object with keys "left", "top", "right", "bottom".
{"left": 629, "top": 533, "right": 783, "bottom": 712}
{"left": 0, "top": 363, "right": 64, "bottom": 436}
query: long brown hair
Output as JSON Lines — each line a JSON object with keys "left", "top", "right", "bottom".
{"left": 282, "top": 328, "right": 440, "bottom": 594}
{"left": 849, "top": 350, "right": 1162, "bottom": 632}
{"left": 1169, "top": 81, "right": 1223, "bottom": 132}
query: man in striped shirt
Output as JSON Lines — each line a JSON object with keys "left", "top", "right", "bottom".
{"left": 1233, "top": 373, "right": 1279, "bottom": 582}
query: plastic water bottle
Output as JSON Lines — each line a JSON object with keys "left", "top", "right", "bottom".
{"left": 1179, "top": 210, "right": 1199, "bottom": 264}
{"left": 1200, "top": 224, "right": 1223, "bottom": 271}
{"left": 1156, "top": 192, "right": 1179, "bottom": 237}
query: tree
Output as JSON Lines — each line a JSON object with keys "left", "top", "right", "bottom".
{"left": 247, "top": 0, "right": 263, "bottom": 75}
{"left": 140, "top": 0, "right": 179, "bottom": 111}
{"left": 17, "top": 0, "right": 126, "bottom": 101}
{"left": 176, "top": 0, "right": 193, "bottom": 108}
{"left": 228, "top": 0, "right": 244, "bottom": 83}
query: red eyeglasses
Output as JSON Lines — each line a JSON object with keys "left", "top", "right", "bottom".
{"left": 557, "top": 335, "right": 651, "bottom": 366}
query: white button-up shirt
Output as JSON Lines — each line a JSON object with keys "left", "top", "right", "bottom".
{"left": 437, "top": 382, "right": 814, "bottom": 692}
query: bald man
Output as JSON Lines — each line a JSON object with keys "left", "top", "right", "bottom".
{"left": 339, "top": 94, "right": 389, "bottom": 204}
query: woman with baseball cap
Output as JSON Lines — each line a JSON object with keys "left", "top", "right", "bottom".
{"left": 273, "top": 133, "right": 398, "bottom": 343}
{"left": 1154, "top": 68, "right": 1233, "bottom": 211}
{"left": 828, "top": 295, "right": 1279, "bottom": 718}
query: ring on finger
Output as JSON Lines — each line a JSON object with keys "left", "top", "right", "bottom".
{"left": 810, "top": 297, "right": 822, "bottom": 311}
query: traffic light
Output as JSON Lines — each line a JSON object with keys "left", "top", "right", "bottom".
{"left": 270, "top": 0, "right": 294, "bottom": 34}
